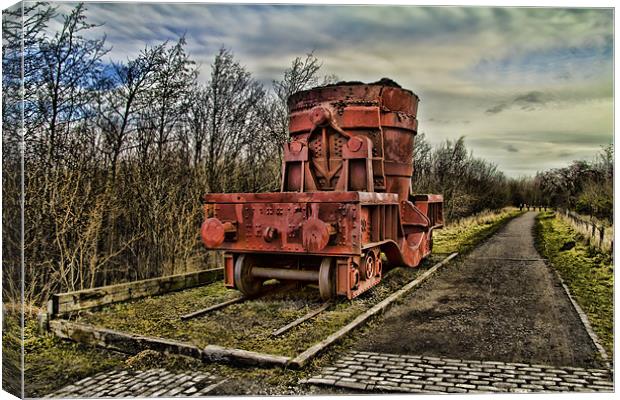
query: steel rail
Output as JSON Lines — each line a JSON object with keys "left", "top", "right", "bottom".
{"left": 180, "top": 296, "right": 247, "bottom": 321}
{"left": 180, "top": 282, "right": 299, "bottom": 321}
{"left": 271, "top": 302, "right": 332, "bottom": 337}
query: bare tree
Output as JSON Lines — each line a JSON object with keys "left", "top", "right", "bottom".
{"left": 3, "top": 2, "right": 56, "bottom": 145}
{"left": 183, "top": 84, "right": 210, "bottom": 167}
{"left": 199, "top": 47, "right": 266, "bottom": 193}
{"left": 136, "top": 37, "right": 197, "bottom": 163}
{"left": 37, "top": 3, "right": 108, "bottom": 166}
{"left": 267, "top": 52, "right": 337, "bottom": 153}
{"left": 96, "top": 43, "right": 166, "bottom": 179}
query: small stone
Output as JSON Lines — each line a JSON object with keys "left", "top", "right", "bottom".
{"left": 588, "top": 385, "right": 614, "bottom": 391}
{"left": 492, "top": 382, "right": 517, "bottom": 389}
{"left": 400, "top": 383, "right": 423, "bottom": 390}
{"left": 591, "top": 380, "right": 614, "bottom": 386}
{"left": 545, "top": 369, "right": 568, "bottom": 374}
{"left": 475, "top": 385, "right": 503, "bottom": 392}
{"left": 520, "top": 384, "right": 545, "bottom": 390}
{"left": 455, "top": 384, "right": 476, "bottom": 390}
{"left": 423, "top": 384, "right": 448, "bottom": 392}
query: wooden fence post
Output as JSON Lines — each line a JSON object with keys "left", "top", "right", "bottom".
{"left": 558, "top": 208, "right": 612, "bottom": 253}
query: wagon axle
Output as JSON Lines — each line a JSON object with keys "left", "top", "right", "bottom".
{"left": 232, "top": 251, "right": 381, "bottom": 301}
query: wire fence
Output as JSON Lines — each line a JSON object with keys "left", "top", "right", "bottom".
{"left": 558, "top": 209, "right": 613, "bottom": 253}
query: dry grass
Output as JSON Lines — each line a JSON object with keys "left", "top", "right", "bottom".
{"left": 535, "top": 212, "right": 613, "bottom": 357}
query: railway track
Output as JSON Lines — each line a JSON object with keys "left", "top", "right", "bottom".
{"left": 56, "top": 253, "right": 456, "bottom": 367}
{"left": 175, "top": 256, "right": 447, "bottom": 339}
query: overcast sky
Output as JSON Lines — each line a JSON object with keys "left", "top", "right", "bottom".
{"left": 51, "top": 3, "right": 613, "bottom": 177}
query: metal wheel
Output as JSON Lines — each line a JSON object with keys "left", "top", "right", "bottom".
{"left": 360, "top": 251, "right": 376, "bottom": 280}
{"left": 234, "top": 254, "right": 263, "bottom": 297}
{"left": 319, "top": 257, "right": 336, "bottom": 300}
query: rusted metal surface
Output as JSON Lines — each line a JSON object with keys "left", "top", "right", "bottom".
{"left": 201, "top": 79, "right": 443, "bottom": 300}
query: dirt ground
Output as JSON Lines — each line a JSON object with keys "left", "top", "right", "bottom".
{"left": 352, "top": 212, "right": 603, "bottom": 368}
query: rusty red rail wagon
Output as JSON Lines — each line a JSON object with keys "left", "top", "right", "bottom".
{"left": 200, "top": 79, "right": 443, "bottom": 300}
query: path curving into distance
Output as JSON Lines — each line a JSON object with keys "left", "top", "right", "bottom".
{"left": 353, "top": 211, "right": 603, "bottom": 368}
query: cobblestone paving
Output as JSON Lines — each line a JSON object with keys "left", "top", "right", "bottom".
{"left": 46, "top": 369, "right": 224, "bottom": 398}
{"left": 304, "top": 351, "right": 614, "bottom": 393}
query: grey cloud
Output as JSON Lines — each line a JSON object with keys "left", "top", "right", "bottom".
{"left": 428, "top": 118, "right": 471, "bottom": 125}
{"left": 513, "top": 91, "right": 547, "bottom": 104}
{"left": 513, "top": 91, "right": 553, "bottom": 111}
{"left": 428, "top": 117, "right": 450, "bottom": 124}
{"left": 485, "top": 103, "right": 508, "bottom": 114}
{"left": 486, "top": 91, "right": 553, "bottom": 114}
{"left": 555, "top": 71, "right": 572, "bottom": 80}
{"left": 472, "top": 140, "right": 607, "bottom": 178}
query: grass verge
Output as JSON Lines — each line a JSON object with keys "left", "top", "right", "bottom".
{"left": 534, "top": 211, "right": 613, "bottom": 358}
{"left": 2, "top": 311, "right": 22, "bottom": 398}
{"left": 433, "top": 207, "right": 523, "bottom": 254}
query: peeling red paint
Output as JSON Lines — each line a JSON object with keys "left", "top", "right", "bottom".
{"left": 201, "top": 81, "right": 443, "bottom": 300}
